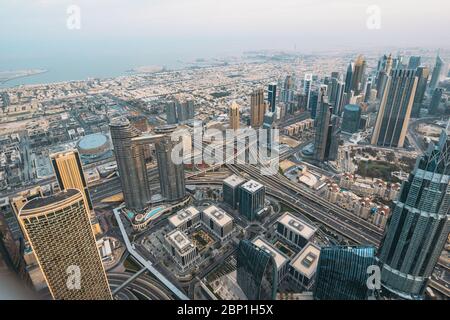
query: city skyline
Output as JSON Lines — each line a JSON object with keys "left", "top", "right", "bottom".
{"left": 0, "top": 0, "right": 449, "bottom": 305}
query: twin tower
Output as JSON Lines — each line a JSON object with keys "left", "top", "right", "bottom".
{"left": 109, "top": 118, "right": 186, "bottom": 212}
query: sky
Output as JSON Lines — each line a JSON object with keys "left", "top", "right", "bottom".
{"left": 0, "top": 0, "right": 449, "bottom": 75}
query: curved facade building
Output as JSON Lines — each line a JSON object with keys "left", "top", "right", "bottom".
{"left": 341, "top": 104, "right": 361, "bottom": 134}
{"left": 18, "top": 189, "right": 112, "bottom": 300}
{"left": 110, "top": 118, "right": 151, "bottom": 211}
{"left": 236, "top": 240, "right": 278, "bottom": 300}
{"left": 155, "top": 135, "right": 186, "bottom": 202}
{"left": 314, "top": 246, "right": 375, "bottom": 300}
{"left": 379, "top": 129, "right": 450, "bottom": 299}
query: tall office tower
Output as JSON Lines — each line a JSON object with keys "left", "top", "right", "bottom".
{"left": 176, "top": 100, "right": 189, "bottom": 123}
{"left": 411, "top": 66, "right": 430, "bottom": 118}
{"left": 309, "top": 90, "right": 319, "bottom": 119}
{"left": 341, "top": 104, "right": 362, "bottom": 134}
{"left": 282, "top": 75, "right": 296, "bottom": 103}
{"left": 18, "top": 189, "right": 112, "bottom": 300}
{"left": 223, "top": 174, "right": 246, "bottom": 210}
{"left": 314, "top": 88, "right": 338, "bottom": 161}
{"left": 332, "top": 80, "right": 346, "bottom": 115}
{"left": 165, "top": 101, "right": 177, "bottom": 124}
{"left": 250, "top": 88, "right": 267, "bottom": 128}
{"left": 155, "top": 134, "right": 186, "bottom": 202}
{"left": 408, "top": 56, "right": 421, "bottom": 70}
{"left": 344, "top": 62, "right": 354, "bottom": 95}
{"left": 314, "top": 246, "right": 376, "bottom": 300}
{"left": 364, "top": 80, "right": 372, "bottom": 103}
{"left": 393, "top": 55, "right": 407, "bottom": 70}
{"left": 229, "top": 102, "right": 240, "bottom": 130}
{"left": 377, "top": 54, "right": 389, "bottom": 73}
{"left": 376, "top": 54, "right": 393, "bottom": 100}
{"left": 267, "top": 83, "right": 277, "bottom": 112}
{"left": 187, "top": 99, "right": 195, "bottom": 119}
{"left": 428, "top": 87, "right": 444, "bottom": 115}
{"left": 236, "top": 240, "right": 278, "bottom": 300}
{"left": 109, "top": 118, "right": 151, "bottom": 211}
{"left": 51, "top": 150, "right": 101, "bottom": 235}
{"left": 238, "top": 180, "right": 265, "bottom": 221}
{"left": 378, "top": 129, "right": 450, "bottom": 299}
{"left": 430, "top": 54, "right": 446, "bottom": 90}
{"left": 303, "top": 73, "right": 313, "bottom": 109}
{"left": 371, "top": 69, "right": 418, "bottom": 148}
{"left": 351, "top": 55, "right": 367, "bottom": 95}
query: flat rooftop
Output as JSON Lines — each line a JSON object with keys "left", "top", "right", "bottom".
{"left": 165, "top": 229, "right": 194, "bottom": 253}
{"left": 202, "top": 205, "right": 233, "bottom": 227}
{"left": 240, "top": 179, "right": 264, "bottom": 193}
{"left": 277, "top": 212, "right": 317, "bottom": 240}
{"left": 223, "top": 174, "right": 246, "bottom": 188}
{"left": 252, "top": 237, "right": 288, "bottom": 270}
{"left": 290, "top": 242, "right": 321, "bottom": 279}
{"left": 168, "top": 206, "right": 200, "bottom": 228}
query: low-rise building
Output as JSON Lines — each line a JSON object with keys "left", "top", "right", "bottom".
{"left": 276, "top": 212, "right": 317, "bottom": 250}
{"left": 164, "top": 229, "right": 199, "bottom": 273}
{"left": 252, "top": 237, "right": 290, "bottom": 283}
{"left": 200, "top": 205, "right": 234, "bottom": 242}
{"left": 289, "top": 242, "right": 321, "bottom": 291}
{"left": 168, "top": 206, "right": 200, "bottom": 232}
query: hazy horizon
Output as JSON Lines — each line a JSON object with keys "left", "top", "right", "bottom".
{"left": 1, "top": 0, "right": 449, "bottom": 86}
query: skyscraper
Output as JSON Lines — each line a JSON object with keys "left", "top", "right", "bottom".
{"left": 309, "top": 90, "right": 319, "bottom": 119}
{"left": 229, "top": 102, "right": 240, "bottom": 130}
{"left": 165, "top": 99, "right": 195, "bottom": 124}
{"left": 351, "top": 55, "right": 367, "bottom": 95}
{"left": 165, "top": 101, "right": 177, "bottom": 124}
{"left": 314, "top": 246, "right": 376, "bottom": 300}
{"left": 304, "top": 74, "right": 313, "bottom": 109}
{"left": 408, "top": 56, "right": 421, "bottom": 70}
{"left": 378, "top": 128, "right": 450, "bottom": 299}
{"left": 429, "top": 87, "right": 444, "bottom": 115}
{"left": 341, "top": 104, "right": 362, "bottom": 134}
{"left": 18, "top": 189, "right": 112, "bottom": 300}
{"left": 155, "top": 133, "right": 186, "bottom": 202}
{"left": 250, "top": 88, "right": 266, "bottom": 128}
{"left": 344, "top": 62, "right": 354, "bottom": 95}
{"left": 430, "top": 54, "right": 446, "bottom": 90}
{"left": 50, "top": 150, "right": 101, "bottom": 235}
{"left": 109, "top": 118, "right": 152, "bottom": 211}
{"left": 267, "top": 83, "right": 277, "bottom": 112}
{"left": 411, "top": 66, "right": 430, "bottom": 118}
{"left": 371, "top": 69, "right": 418, "bottom": 148}
{"left": 376, "top": 54, "right": 393, "bottom": 100}
{"left": 314, "top": 88, "right": 339, "bottom": 161}
{"left": 236, "top": 240, "right": 278, "bottom": 300}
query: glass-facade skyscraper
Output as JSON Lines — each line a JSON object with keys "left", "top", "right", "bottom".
{"left": 371, "top": 69, "right": 418, "bottom": 148}
{"left": 314, "top": 88, "right": 339, "bottom": 161}
{"left": 236, "top": 240, "right": 278, "bottom": 300}
{"left": 378, "top": 128, "right": 450, "bottom": 299}
{"left": 267, "top": 83, "right": 277, "bottom": 112}
{"left": 314, "top": 246, "right": 376, "bottom": 300}
{"left": 341, "top": 104, "right": 362, "bottom": 134}
{"left": 109, "top": 118, "right": 152, "bottom": 211}
{"left": 430, "top": 54, "right": 445, "bottom": 90}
